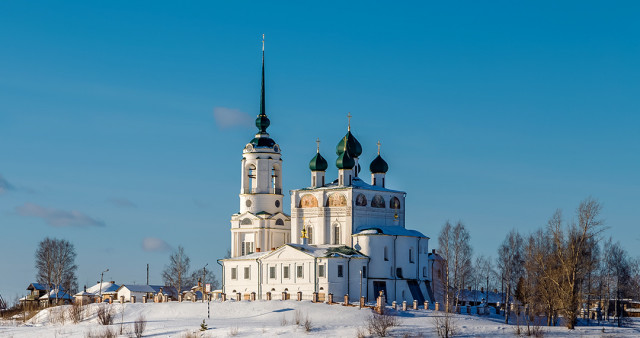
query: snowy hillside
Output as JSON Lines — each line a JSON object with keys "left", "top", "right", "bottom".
{"left": 1, "top": 300, "right": 639, "bottom": 337}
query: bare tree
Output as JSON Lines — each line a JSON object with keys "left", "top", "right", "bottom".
{"left": 603, "top": 238, "right": 633, "bottom": 327}
{"left": 186, "top": 269, "right": 220, "bottom": 291}
{"left": 497, "top": 229, "right": 524, "bottom": 324}
{"left": 438, "top": 221, "right": 473, "bottom": 311}
{"left": 162, "top": 245, "right": 191, "bottom": 294}
{"left": 35, "top": 237, "right": 78, "bottom": 304}
{"left": 545, "top": 198, "right": 604, "bottom": 329}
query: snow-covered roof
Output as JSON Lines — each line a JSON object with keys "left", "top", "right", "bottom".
{"left": 221, "top": 251, "right": 271, "bottom": 261}
{"left": 286, "top": 244, "right": 368, "bottom": 258}
{"left": 39, "top": 290, "right": 72, "bottom": 300}
{"left": 85, "top": 282, "right": 120, "bottom": 295}
{"left": 296, "top": 177, "right": 404, "bottom": 193}
{"left": 354, "top": 225, "right": 428, "bottom": 238}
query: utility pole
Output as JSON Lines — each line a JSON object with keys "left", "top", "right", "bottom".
{"left": 146, "top": 264, "right": 149, "bottom": 285}
{"left": 99, "top": 269, "right": 109, "bottom": 301}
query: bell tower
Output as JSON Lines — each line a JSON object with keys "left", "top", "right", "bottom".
{"left": 230, "top": 35, "right": 291, "bottom": 257}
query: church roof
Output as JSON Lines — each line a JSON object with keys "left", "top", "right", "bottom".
{"left": 296, "top": 177, "right": 403, "bottom": 193}
{"left": 309, "top": 152, "right": 328, "bottom": 171}
{"left": 336, "top": 130, "right": 362, "bottom": 158}
{"left": 287, "top": 244, "right": 368, "bottom": 258}
{"left": 354, "top": 225, "right": 428, "bottom": 238}
{"left": 369, "top": 154, "right": 389, "bottom": 173}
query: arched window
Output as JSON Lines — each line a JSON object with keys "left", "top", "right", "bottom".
{"left": 333, "top": 225, "right": 340, "bottom": 245}
{"left": 409, "top": 248, "right": 414, "bottom": 263}
{"left": 307, "top": 226, "right": 313, "bottom": 244}
{"left": 275, "top": 219, "right": 284, "bottom": 226}
{"left": 247, "top": 164, "right": 256, "bottom": 193}
{"left": 383, "top": 246, "right": 389, "bottom": 261}
{"left": 355, "top": 194, "right": 367, "bottom": 206}
{"left": 241, "top": 218, "right": 252, "bottom": 225}
{"left": 390, "top": 197, "right": 401, "bottom": 209}
{"left": 327, "top": 193, "right": 347, "bottom": 207}
{"left": 371, "top": 195, "right": 385, "bottom": 208}
{"left": 299, "top": 194, "right": 318, "bottom": 208}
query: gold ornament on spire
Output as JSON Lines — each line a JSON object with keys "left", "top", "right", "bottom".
{"left": 377, "top": 140, "right": 381, "bottom": 155}
{"left": 316, "top": 138, "right": 320, "bottom": 153}
{"left": 347, "top": 112, "right": 352, "bottom": 131}
{"left": 262, "top": 33, "right": 265, "bottom": 51}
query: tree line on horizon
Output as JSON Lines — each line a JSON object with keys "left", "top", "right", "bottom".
{"left": 436, "top": 197, "right": 640, "bottom": 331}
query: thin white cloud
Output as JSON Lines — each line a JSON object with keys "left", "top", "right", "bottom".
{"left": 15, "top": 203, "right": 106, "bottom": 227}
{"left": 0, "top": 174, "right": 15, "bottom": 194}
{"left": 142, "top": 237, "right": 172, "bottom": 252}
{"left": 213, "top": 107, "right": 254, "bottom": 129}
{"left": 107, "top": 197, "right": 137, "bottom": 208}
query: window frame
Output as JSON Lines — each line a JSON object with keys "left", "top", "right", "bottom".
{"left": 244, "top": 266, "right": 251, "bottom": 279}
{"left": 337, "top": 264, "right": 344, "bottom": 278}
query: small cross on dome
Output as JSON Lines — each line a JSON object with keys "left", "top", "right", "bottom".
{"left": 377, "top": 141, "right": 381, "bottom": 155}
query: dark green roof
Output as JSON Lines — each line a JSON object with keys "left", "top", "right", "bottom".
{"left": 369, "top": 155, "right": 388, "bottom": 173}
{"left": 335, "top": 131, "right": 362, "bottom": 158}
{"left": 336, "top": 147, "right": 355, "bottom": 169}
{"left": 249, "top": 135, "right": 276, "bottom": 147}
{"left": 309, "top": 152, "right": 328, "bottom": 171}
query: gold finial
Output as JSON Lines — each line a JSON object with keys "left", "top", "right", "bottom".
{"left": 316, "top": 138, "right": 320, "bottom": 153}
{"left": 262, "top": 34, "right": 265, "bottom": 51}
{"left": 301, "top": 225, "right": 308, "bottom": 239}
{"left": 347, "top": 112, "right": 352, "bottom": 131}
{"left": 377, "top": 141, "right": 381, "bottom": 155}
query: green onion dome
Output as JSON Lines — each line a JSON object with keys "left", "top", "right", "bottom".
{"left": 336, "top": 138, "right": 355, "bottom": 169}
{"left": 335, "top": 131, "right": 362, "bottom": 158}
{"left": 309, "top": 152, "right": 328, "bottom": 171}
{"left": 369, "top": 154, "right": 388, "bottom": 173}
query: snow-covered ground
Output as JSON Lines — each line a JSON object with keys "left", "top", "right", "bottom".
{"left": 1, "top": 300, "right": 639, "bottom": 337}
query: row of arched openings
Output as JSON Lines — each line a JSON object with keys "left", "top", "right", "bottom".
{"left": 299, "top": 193, "right": 401, "bottom": 209}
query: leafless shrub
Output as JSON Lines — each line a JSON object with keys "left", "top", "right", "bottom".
{"left": 356, "top": 326, "right": 367, "bottom": 338}
{"left": 366, "top": 312, "right": 400, "bottom": 337}
{"left": 133, "top": 314, "right": 146, "bottom": 338}
{"left": 280, "top": 315, "right": 288, "bottom": 326}
{"left": 181, "top": 331, "right": 199, "bottom": 338}
{"left": 85, "top": 326, "right": 116, "bottom": 338}
{"left": 228, "top": 326, "right": 239, "bottom": 336}
{"left": 68, "top": 302, "right": 84, "bottom": 323}
{"left": 97, "top": 304, "right": 114, "bottom": 325}
{"left": 432, "top": 312, "right": 458, "bottom": 338}
{"left": 294, "top": 309, "right": 303, "bottom": 325}
{"left": 50, "top": 306, "right": 66, "bottom": 324}
{"left": 303, "top": 315, "right": 313, "bottom": 332}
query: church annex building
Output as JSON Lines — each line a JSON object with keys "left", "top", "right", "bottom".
{"left": 219, "top": 40, "right": 436, "bottom": 305}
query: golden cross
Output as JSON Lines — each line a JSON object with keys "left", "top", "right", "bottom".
{"left": 316, "top": 138, "right": 320, "bottom": 153}
{"left": 347, "top": 112, "right": 352, "bottom": 131}
{"left": 377, "top": 140, "right": 381, "bottom": 155}
{"left": 262, "top": 34, "right": 265, "bottom": 51}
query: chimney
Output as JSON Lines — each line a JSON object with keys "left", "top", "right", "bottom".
{"left": 256, "top": 248, "right": 261, "bottom": 252}
{"left": 84, "top": 285, "right": 87, "bottom": 292}
{"left": 493, "top": 289, "right": 498, "bottom": 293}
{"left": 432, "top": 249, "right": 436, "bottom": 254}
{"left": 109, "top": 281, "right": 115, "bottom": 284}
{"left": 271, "top": 247, "right": 275, "bottom": 250}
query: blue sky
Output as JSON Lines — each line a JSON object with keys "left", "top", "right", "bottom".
{"left": 1, "top": 1, "right": 639, "bottom": 299}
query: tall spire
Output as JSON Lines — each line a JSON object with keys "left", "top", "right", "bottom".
{"left": 260, "top": 33, "right": 266, "bottom": 117}
{"left": 255, "top": 33, "right": 270, "bottom": 134}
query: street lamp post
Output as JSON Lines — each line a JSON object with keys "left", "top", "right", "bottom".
{"left": 99, "top": 269, "right": 109, "bottom": 301}
{"left": 202, "top": 263, "right": 208, "bottom": 303}
{"left": 359, "top": 269, "right": 363, "bottom": 309}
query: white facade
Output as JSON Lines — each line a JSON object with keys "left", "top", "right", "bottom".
{"left": 220, "top": 44, "right": 433, "bottom": 304}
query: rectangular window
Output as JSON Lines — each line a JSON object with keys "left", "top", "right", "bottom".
{"left": 283, "top": 266, "right": 290, "bottom": 279}
{"left": 297, "top": 265, "right": 304, "bottom": 278}
{"left": 244, "top": 267, "right": 250, "bottom": 279}
{"left": 241, "top": 242, "right": 254, "bottom": 256}
{"left": 337, "top": 264, "right": 344, "bottom": 278}
{"left": 362, "top": 266, "right": 367, "bottom": 278}
{"left": 318, "top": 264, "right": 325, "bottom": 277}
{"left": 231, "top": 267, "right": 237, "bottom": 280}
{"left": 269, "top": 266, "right": 276, "bottom": 279}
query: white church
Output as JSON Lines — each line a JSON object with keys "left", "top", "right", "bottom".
{"left": 219, "top": 40, "right": 435, "bottom": 304}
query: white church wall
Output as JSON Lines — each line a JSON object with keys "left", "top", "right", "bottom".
{"left": 223, "top": 260, "right": 259, "bottom": 296}
{"left": 353, "top": 235, "right": 394, "bottom": 279}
